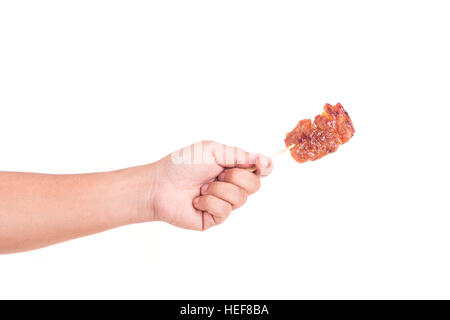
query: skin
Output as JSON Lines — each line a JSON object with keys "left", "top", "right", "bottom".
{"left": 0, "top": 141, "right": 273, "bottom": 254}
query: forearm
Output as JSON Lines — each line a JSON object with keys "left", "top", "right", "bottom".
{"left": 0, "top": 165, "right": 155, "bottom": 254}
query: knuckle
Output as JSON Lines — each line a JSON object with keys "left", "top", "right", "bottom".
{"left": 209, "top": 182, "right": 227, "bottom": 198}
{"left": 254, "top": 178, "right": 261, "bottom": 192}
{"left": 214, "top": 217, "right": 225, "bottom": 225}
{"left": 249, "top": 177, "right": 261, "bottom": 194}
{"left": 207, "top": 182, "right": 219, "bottom": 194}
{"left": 238, "top": 188, "right": 248, "bottom": 204}
{"left": 227, "top": 168, "right": 239, "bottom": 181}
{"left": 221, "top": 202, "right": 232, "bottom": 216}
{"left": 203, "top": 195, "right": 214, "bottom": 207}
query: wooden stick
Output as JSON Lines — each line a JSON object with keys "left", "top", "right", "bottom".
{"left": 269, "top": 144, "right": 295, "bottom": 159}
{"left": 248, "top": 144, "right": 295, "bottom": 172}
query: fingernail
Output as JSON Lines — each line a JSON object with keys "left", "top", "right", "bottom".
{"left": 193, "top": 197, "right": 200, "bottom": 205}
{"left": 201, "top": 183, "right": 209, "bottom": 193}
{"left": 259, "top": 156, "right": 270, "bottom": 168}
{"left": 218, "top": 172, "right": 225, "bottom": 181}
{"left": 249, "top": 153, "right": 259, "bottom": 164}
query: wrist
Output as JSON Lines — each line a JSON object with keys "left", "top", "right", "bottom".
{"left": 110, "top": 163, "right": 158, "bottom": 225}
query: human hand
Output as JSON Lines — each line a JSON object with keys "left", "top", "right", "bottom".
{"left": 148, "top": 141, "right": 273, "bottom": 231}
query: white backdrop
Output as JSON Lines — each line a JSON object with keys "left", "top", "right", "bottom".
{"left": 1, "top": 0, "right": 449, "bottom": 299}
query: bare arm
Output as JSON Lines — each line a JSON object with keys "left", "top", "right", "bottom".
{"left": 0, "top": 141, "right": 272, "bottom": 254}
{"left": 0, "top": 165, "right": 155, "bottom": 254}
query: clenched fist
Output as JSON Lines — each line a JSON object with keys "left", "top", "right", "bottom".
{"left": 149, "top": 141, "right": 273, "bottom": 230}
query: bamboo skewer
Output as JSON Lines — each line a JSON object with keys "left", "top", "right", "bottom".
{"left": 269, "top": 144, "right": 296, "bottom": 158}
{"left": 248, "top": 144, "right": 295, "bottom": 173}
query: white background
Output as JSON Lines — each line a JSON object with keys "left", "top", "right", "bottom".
{"left": 0, "top": 0, "right": 449, "bottom": 299}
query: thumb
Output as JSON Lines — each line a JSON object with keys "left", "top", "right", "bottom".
{"left": 255, "top": 153, "right": 274, "bottom": 177}
{"left": 204, "top": 141, "right": 259, "bottom": 169}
